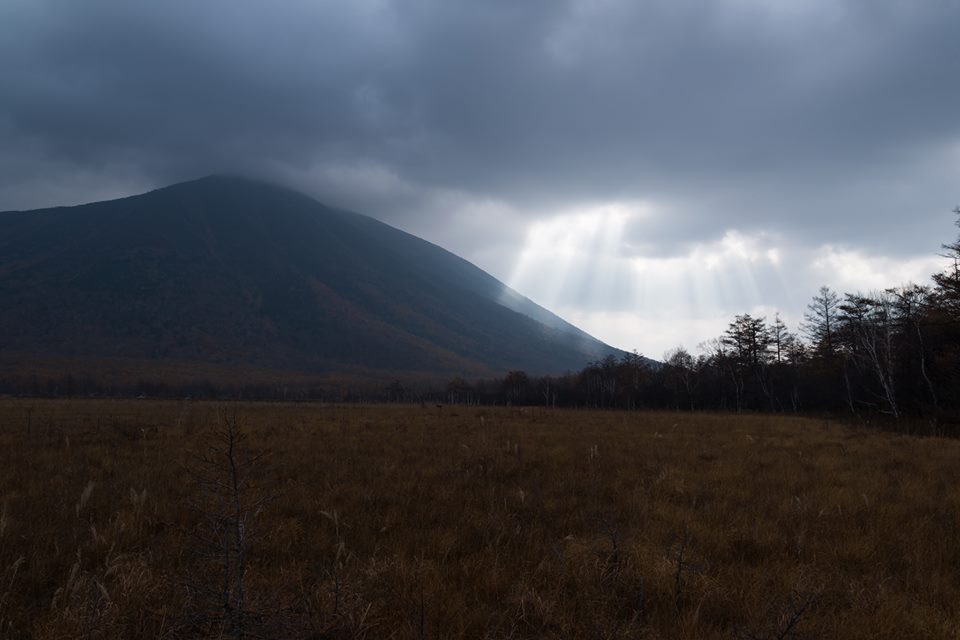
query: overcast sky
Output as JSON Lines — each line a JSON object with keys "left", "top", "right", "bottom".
{"left": 2, "top": 0, "right": 958, "bottom": 357}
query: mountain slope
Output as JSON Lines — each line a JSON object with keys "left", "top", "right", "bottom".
{"left": 0, "top": 176, "right": 625, "bottom": 379}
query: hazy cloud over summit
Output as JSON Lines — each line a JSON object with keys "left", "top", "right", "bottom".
{"left": 2, "top": 0, "right": 958, "bottom": 355}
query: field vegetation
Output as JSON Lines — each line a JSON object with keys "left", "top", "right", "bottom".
{"left": 0, "top": 399, "right": 958, "bottom": 638}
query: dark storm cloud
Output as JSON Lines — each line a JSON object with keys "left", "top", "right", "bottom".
{"left": 1, "top": 0, "right": 958, "bottom": 258}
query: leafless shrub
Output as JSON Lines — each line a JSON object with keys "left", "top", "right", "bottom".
{"left": 298, "top": 509, "right": 378, "bottom": 639}
{"left": 668, "top": 529, "right": 707, "bottom": 614}
{"left": 178, "top": 412, "right": 280, "bottom": 639}
{"left": 738, "top": 589, "right": 820, "bottom": 640}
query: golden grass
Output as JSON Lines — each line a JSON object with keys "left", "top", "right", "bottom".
{"left": 0, "top": 399, "right": 958, "bottom": 638}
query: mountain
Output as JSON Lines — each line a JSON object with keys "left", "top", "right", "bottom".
{"left": 0, "top": 176, "right": 626, "bottom": 384}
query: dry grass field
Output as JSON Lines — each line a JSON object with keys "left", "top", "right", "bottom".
{"left": 0, "top": 400, "right": 958, "bottom": 639}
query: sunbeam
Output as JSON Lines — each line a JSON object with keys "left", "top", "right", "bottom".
{"left": 504, "top": 201, "right": 639, "bottom": 310}
{"left": 506, "top": 211, "right": 798, "bottom": 355}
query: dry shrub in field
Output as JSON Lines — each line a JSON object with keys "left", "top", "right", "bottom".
{"left": 736, "top": 588, "right": 820, "bottom": 640}
{"left": 175, "top": 412, "right": 304, "bottom": 639}
{"left": 297, "top": 508, "right": 377, "bottom": 638}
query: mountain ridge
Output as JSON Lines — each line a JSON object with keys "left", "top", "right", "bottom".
{"left": 0, "top": 175, "right": 627, "bottom": 381}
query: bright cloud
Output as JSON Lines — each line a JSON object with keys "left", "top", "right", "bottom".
{"left": 505, "top": 206, "right": 947, "bottom": 355}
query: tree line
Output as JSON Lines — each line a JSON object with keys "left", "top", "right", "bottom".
{"left": 433, "top": 208, "right": 960, "bottom": 432}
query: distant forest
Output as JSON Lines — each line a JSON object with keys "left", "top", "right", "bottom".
{"left": 454, "top": 207, "right": 960, "bottom": 431}
{"left": 4, "top": 208, "right": 959, "bottom": 432}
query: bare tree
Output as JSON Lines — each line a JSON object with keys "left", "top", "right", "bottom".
{"left": 664, "top": 347, "right": 697, "bottom": 410}
{"left": 183, "top": 413, "right": 276, "bottom": 638}
{"left": 771, "top": 314, "right": 789, "bottom": 364}
{"left": 802, "top": 286, "right": 840, "bottom": 358}
{"left": 890, "top": 284, "right": 938, "bottom": 417}
{"left": 502, "top": 370, "right": 529, "bottom": 405}
{"left": 840, "top": 293, "right": 900, "bottom": 418}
